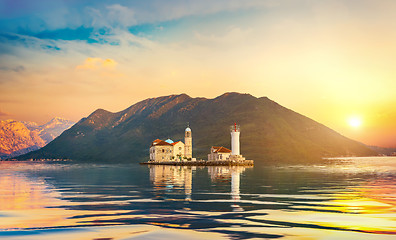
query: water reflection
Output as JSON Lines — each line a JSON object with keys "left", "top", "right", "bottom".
{"left": 0, "top": 166, "right": 68, "bottom": 229}
{"left": 149, "top": 165, "right": 194, "bottom": 201}
{"left": 148, "top": 165, "right": 249, "bottom": 207}
{"left": 207, "top": 166, "right": 247, "bottom": 211}
{"left": 0, "top": 158, "right": 395, "bottom": 240}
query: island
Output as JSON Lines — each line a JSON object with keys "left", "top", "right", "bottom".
{"left": 140, "top": 123, "right": 254, "bottom": 166}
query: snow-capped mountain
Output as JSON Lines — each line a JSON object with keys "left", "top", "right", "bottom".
{"left": 0, "top": 118, "right": 75, "bottom": 159}
{"left": 29, "top": 117, "right": 75, "bottom": 144}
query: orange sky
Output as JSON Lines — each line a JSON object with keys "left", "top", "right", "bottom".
{"left": 0, "top": 1, "right": 395, "bottom": 147}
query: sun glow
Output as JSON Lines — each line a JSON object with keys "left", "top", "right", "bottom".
{"left": 348, "top": 116, "right": 362, "bottom": 128}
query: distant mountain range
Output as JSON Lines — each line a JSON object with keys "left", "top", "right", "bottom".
{"left": 0, "top": 117, "right": 75, "bottom": 159}
{"left": 368, "top": 145, "right": 396, "bottom": 156}
{"left": 17, "top": 93, "right": 377, "bottom": 163}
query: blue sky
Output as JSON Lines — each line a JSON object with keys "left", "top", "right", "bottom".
{"left": 0, "top": 0, "right": 264, "bottom": 39}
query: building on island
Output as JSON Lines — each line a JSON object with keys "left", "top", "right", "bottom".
{"left": 148, "top": 123, "right": 248, "bottom": 163}
{"left": 208, "top": 146, "right": 232, "bottom": 161}
{"left": 149, "top": 126, "right": 193, "bottom": 162}
{"left": 208, "top": 123, "right": 246, "bottom": 161}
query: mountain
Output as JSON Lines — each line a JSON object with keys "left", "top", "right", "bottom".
{"left": 17, "top": 93, "right": 376, "bottom": 163}
{"left": 0, "top": 120, "right": 45, "bottom": 159}
{"left": 24, "top": 117, "right": 75, "bottom": 144}
{"left": 0, "top": 118, "right": 75, "bottom": 159}
{"left": 368, "top": 145, "right": 396, "bottom": 156}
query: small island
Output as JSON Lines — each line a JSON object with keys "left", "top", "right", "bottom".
{"left": 140, "top": 123, "right": 254, "bottom": 166}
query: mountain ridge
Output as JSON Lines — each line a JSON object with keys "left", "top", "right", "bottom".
{"left": 17, "top": 93, "right": 376, "bottom": 163}
{"left": 0, "top": 118, "right": 75, "bottom": 159}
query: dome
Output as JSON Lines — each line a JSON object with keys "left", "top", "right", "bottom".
{"left": 165, "top": 138, "right": 174, "bottom": 144}
{"left": 185, "top": 127, "right": 191, "bottom": 132}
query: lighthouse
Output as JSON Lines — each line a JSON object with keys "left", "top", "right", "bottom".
{"left": 230, "top": 123, "right": 240, "bottom": 156}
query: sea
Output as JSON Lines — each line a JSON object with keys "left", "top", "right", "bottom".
{"left": 0, "top": 157, "right": 395, "bottom": 240}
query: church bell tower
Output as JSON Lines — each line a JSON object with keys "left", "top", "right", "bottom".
{"left": 184, "top": 124, "right": 192, "bottom": 158}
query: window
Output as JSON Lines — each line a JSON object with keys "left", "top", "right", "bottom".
{"left": 162, "top": 149, "right": 164, "bottom": 153}
{"left": 179, "top": 147, "right": 182, "bottom": 150}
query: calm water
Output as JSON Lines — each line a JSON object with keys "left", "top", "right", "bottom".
{"left": 0, "top": 157, "right": 395, "bottom": 239}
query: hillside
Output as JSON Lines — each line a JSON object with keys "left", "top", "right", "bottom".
{"left": 0, "top": 118, "right": 75, "bottom": 159}
{"left": 18, "top": 93, "right": 377, "bottom": 163}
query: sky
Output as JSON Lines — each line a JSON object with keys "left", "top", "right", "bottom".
{"left": 0, "top": 0, "right": 395, "bottom": 147}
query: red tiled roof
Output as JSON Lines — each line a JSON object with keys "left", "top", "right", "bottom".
{"left": 212, "top": 146, "right": 231, "bottom": 153}
{"left": 152, "top": 140, "right": 173, "bottom": 146}
{"left": 171, "top": 141, "right": 183, "bottom": 146}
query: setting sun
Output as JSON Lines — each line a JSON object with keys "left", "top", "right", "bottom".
{"left": 348, "top": 116, "right": 363, "bottom": 128}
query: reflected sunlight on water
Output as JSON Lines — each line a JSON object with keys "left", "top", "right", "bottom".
{"left": 0, "top": 157, "right": 395, "bottom": 239}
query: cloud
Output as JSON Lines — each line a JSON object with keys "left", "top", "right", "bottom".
{"left": 0, "top": 1, "right": 272, "bottom": 34}
{"left": 124, "top": 0, "right": 279, "bottom": 26}
{"left": 0, "top": 110, "right": 10, "bottom": 117}
{"left": 76, "top": 57, "right": 118, "bottom": 70}
{"left": 0, "top": 32, "right": 61, "bottom": 55}
{"left": 83, "top": 4, "right": 137, "bottom": 30}
{"left": 107, "top": 4, "right": 136, "bottom": 27}
{"left": 0, "top": 65, "right": 25, "bottom": 72}
{"left": 194, "top": 26, "right": 252, "bottom": 46}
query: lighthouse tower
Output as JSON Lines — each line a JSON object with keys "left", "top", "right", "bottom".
{"left": 230, "top": 123, "right": 240, "bottom": 156}
{"left": 184, "top": 125, "right": 192, "bottom": 158}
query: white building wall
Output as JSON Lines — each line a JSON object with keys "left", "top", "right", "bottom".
{"left": 208, "top": 152, "right": 231, "bottom": 161}
{"left": 151, "top": 145, "right": 173, "bottom": 162}
{"left": 173, "top": 142, "right": 185, "bottom": 160}
{"left": 219, "top": 152, "right": 231, "bottom": 160}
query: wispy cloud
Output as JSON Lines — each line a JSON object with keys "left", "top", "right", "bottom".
{"left": 0, "top": 1, "right": 272, "bottom": 34}
{"left": 194, "top": 26, "right": 252, "bottom": 47}
{"left": 0, "top": 32, "right": 62, "bottom": 56}
{"left": 0, "top": 110, "right": 10, "bottom": 118}
{"left": 0, "top": 65, "right": 25, "bottom": 72}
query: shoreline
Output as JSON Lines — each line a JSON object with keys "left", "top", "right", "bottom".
{"left": 0, "top": 158, "right": 72, "bottom": 162}
{"left": 140, "top": 160, "right": 254, "bottom": 166}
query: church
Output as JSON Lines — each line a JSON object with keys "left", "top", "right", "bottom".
{"left": 149, "top": 126, "right": 192, "bottom": 162}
